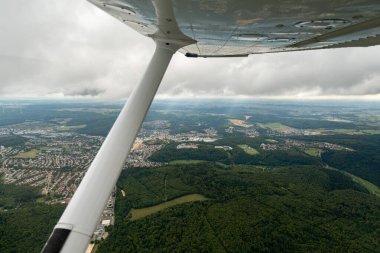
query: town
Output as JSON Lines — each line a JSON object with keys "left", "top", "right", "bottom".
{"left": 0, "top": 119, "right": 355, "bottom": 198}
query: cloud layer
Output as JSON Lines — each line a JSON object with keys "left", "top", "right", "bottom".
{"left": 0, "top": 0, "right": 379, "bottom": 99}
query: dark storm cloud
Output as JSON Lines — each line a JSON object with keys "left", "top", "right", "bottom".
{"left": 0, "top": 0, "right": 379, "bottom": 99}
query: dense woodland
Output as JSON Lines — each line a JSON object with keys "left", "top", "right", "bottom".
{"left": 0, "top": 204, "right": 64, "bottom": 253}
{"left": 150, "top": 135, "right": 380, "bottom": 188}
{"left": 0, "top": 179, "right": 64, "bottom": 253}
{"left": 150, "top": 138, "right": 320, "bottom": 167}
{"left": 295, "top": 135, "right": 380, "bottom": 186}
{"left": 149, "top": 143, "right": 229, "bottom": 163}
{"left": 0, "top": 135, "right": 26, "bottom": 147}
{"left": 97, "top": 163, "right": 380, "bottom": 253}
{"left": 0, "top": 181, "right": 40, "bottom": 209}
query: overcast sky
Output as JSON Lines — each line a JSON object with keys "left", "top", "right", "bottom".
{"left": 0, "top": 0, "right": 380, "bottom": 100}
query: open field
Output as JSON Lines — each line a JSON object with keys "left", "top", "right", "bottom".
{"left": 350, "top": 174, "right": 380, "bottom": 197}
{"left": 168, "top": 160, "right": 206, "bottom": 165}
{"left": 325, "top": 166, "right": 380, "bottom": 197}
{"left": 238, "top": 145, "right": 259, "bottom": 155}
{"left": 57, "top": 124, "right": 86, "bottom": 131}
{"left": 50, "top": 118, "right": 72, "bottom": 124}
{"left": 258, "top": 122, "right": 294, "bottom": 131}
{"left": 228, "top": 119, "right": 252, "bottom": 128}
{"left": 362, "top": 130, "right": 380, "bottom": 134}
{"left": 304, "top": 148, "right": 321, "bottom": 157}
{"left": 229, "top": 165, "right": 273, "bottom": 173}
{"left": 14, "top": 149, "right": 40, "bottom": 158}
{"left": 129, "top": 194, "right": 209, "bottom": 220}
{"left": 319, "top": 129, "right": 380, "bottom": 135}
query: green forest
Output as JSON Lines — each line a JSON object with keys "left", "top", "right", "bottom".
{"left": 0, "top": 182, "right": 40, "bottom": 209}
{"left": 0, "top": 204, "right": 64, "bottom": 253}
{"left": 295, "top": 135, "right": 380, "bottom": 186}
{"left": 97, "top": 162, "right": 380, "bottom": 253}
{"left": 150, "top": 134, "right": 380, "bottom": 188}
{"left": 150, "top": 139, "right": 319, "bottom": 167}
{"left": 0, "top": 135, "right": 26, "bottom": 148}
{"left": 0, "top": 179, "right": 64, "bottom": 253}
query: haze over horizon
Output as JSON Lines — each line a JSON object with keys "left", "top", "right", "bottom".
{"left": 1, "top": 0, "right": 380, "bottom": 100}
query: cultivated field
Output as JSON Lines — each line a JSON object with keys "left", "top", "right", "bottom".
{"left": 325, "top": 165, "right": 380, "bottom": 197}
{"left": 129, "top": 194, "right": 209, "bottom": 220}
{"left": 304, "top": 148, "right": 321, "bottom": 157}
{"left": 14, "top": 149, "right": 40, "bottom": 158}
{"left": 258, "top": 122, "right": 293, "bottom": 131}
{"left": 57, "top": 124, "right": 86, "bottom": 131}
{"left": 228, "top": 119, "right": 252, "bottom": 128}
{"left": 238, "top": 145, "right": 259, "bottom": 155}
{"left": 168, "top": 160, "right": 206, "bottom": 165}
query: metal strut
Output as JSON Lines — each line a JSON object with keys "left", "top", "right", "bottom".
{"left": 42, "top": 43, "right": 176, "bottom": 253}
{"left": 43, "top": 0, "right": 195, "bottom": 250}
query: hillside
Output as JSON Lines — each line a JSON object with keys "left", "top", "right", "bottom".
{"left": 97, "top": 163, "right": 380, "bottom": 253}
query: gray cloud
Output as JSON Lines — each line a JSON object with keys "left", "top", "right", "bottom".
{"left": 64, "top": 88, "right": 105, "bottom": 97}
{"left": 0, "top": 0, "right": 379, "bottom": 99}
{"left": 161, "top": 47, "right": 380, "bottom": 98}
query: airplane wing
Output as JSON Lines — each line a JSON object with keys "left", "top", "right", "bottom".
{"left": 89, "top": 0, "right": 380, "bottom": 57}
{"left": 42, "top": 1, "right": 380, "bottom": 252}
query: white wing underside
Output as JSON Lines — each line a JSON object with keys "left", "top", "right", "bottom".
{"left": 89, "top": 0, "right": 380, "bottom": 57}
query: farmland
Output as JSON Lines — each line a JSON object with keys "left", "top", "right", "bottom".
{"left": 129, "top": 194, "right": 208, "bottom": 220}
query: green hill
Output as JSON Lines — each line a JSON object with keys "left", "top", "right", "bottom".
{"left": 98, "top": 163, "right": 380, "bottom": 253}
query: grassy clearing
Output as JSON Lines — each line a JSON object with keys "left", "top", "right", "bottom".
{"left": 319, "top": 129, "right": 380, "bottom": 135}
{"left": 168, "top": 160, "right": 206, "bottom": 165}
{"left": 258, "top": 122, "right": 293, "bottom": 131}
{"left": 14, "top": 149, "right": 40, "bottom": 158}
{"left": 325, "top": 166, "right": 380, "bottom": 197}
{"left": 228, "top": 119, "right": 252, "bottom": 128}
{"left": 57, "top": 124, "right": 86, "bottom": 131}
{"left": 129, "top": 194, "right": 209, "bottom": 220}
{"left": 238, "top": 145, "right": 259, "bottom": 155}
{"left": 322, "top": 129, "right": 363, "bottom": 135}
{"left": 347, "top": 173, "right": 380, "bottom": 197}
{"left": 229, "top": 165, "right": 272, "bottom": 173}
{"left": 51, "top": 118, "right": 72, "bottom": 124}
{"left": 304, "top": 148, "right": 321, "bottom": 157}
{"left": 36, "top": 197, "right": 45, "bottom": 203}
{"left": 362, "top": 130, "right": 380, "bottom": 134}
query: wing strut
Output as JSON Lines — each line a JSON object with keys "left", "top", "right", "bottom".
{"left": 43, "top": 0, "right": 195, "bottom": 251}
{"left": 42, "top": 42, "right": 176, "bottom": 253}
